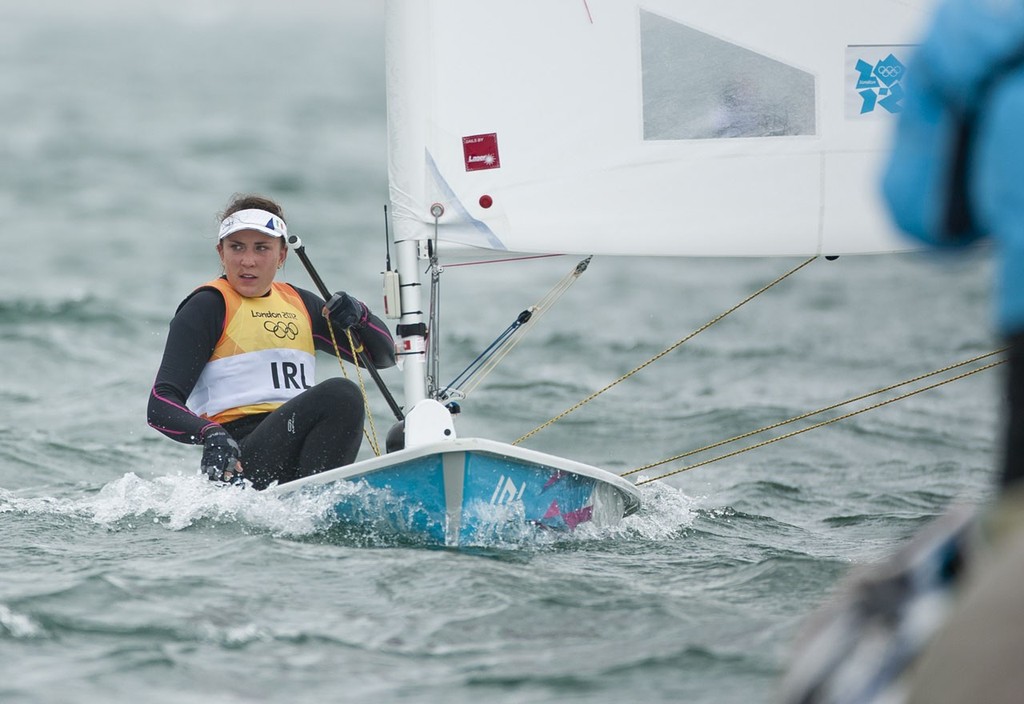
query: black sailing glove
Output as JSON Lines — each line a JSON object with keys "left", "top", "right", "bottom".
{"left": 200, "top": 428, "right": 243, "bottom": 484}
{"left": 325, "top": 291, "right": 368, "bottom": 330}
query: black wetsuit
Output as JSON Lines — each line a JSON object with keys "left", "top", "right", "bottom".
{"left": 148, "top": 280, "right": 396, "bottom": 489}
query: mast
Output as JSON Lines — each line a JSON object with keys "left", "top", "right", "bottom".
{"left": 394, "top": 236, "right": 428, "bottom": 408}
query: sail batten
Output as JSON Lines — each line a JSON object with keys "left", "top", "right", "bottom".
{"left": 386, "top": 0, "right": 934, "bottom": 257}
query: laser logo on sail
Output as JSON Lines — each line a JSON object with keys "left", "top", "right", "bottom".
{"left": 462, "top": 132, "right": 501, "bottom": 172}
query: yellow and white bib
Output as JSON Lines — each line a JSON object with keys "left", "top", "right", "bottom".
{"left": 187, "top": 279, "right": 316, "bottom": 424}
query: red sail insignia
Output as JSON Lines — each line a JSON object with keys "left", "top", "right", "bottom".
{"left": 462, "top": 133, "right": 500, "bottom": 172}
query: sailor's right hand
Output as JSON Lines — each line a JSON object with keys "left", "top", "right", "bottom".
{"left": 200, "top": 428, "right": 243, "bottom": 483}
{"left": 325, "top": 291, "right": 368, "bottom": 330}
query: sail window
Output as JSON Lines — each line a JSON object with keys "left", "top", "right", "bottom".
{"left": 640, "top": 10, "right": 816, "bottom": 140}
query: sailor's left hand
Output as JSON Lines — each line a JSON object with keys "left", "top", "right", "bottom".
{"left": 201, "top": 428, "right": 245, "bottom": 485}
{"left": 325, "top": 291, "right": 368, "bottom": 329}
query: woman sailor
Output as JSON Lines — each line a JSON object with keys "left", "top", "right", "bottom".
{"left": 146, "top": 194, "right": 395, "bottom": 489}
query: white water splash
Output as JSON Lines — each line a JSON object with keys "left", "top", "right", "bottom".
{"left": 619, "top": 479, "right": 700, "bottom": 540}
{"left": 0, "top": 473, "right": 358, "bottom": 537}
{"left": 0, "top": 473, "right": 699, "bottom": 546}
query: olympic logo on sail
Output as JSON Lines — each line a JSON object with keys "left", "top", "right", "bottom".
{"left": 264, "top": 320, "right": 299, "bottom": 340}
{"left": 852, "top": 51, "right": 906, "bottom": 115}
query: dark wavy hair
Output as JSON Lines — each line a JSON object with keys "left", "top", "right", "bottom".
{"left": 218, "top": 193, "right": 285, "bottom": 222}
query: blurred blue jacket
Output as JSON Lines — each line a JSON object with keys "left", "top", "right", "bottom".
{"left": 883, "top": 0, "right": 1024, "bottom": 336}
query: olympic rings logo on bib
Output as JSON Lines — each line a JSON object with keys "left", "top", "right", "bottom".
{"left": 264, "top": 320, "right": 299, "bottom": 340}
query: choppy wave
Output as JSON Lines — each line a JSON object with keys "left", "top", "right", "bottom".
{"left": 0, "top": 296, "right": 132, "bottom": 326}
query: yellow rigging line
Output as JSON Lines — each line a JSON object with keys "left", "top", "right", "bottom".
{"left": 511, "top": 255, "right": 819, "bottom": 446}
{"left": 325, "top": 316, "right": 382, "bottom": 457}
{"left": 504, "top": 253, "right": 1002, "bottom": 483}
{"left": 630, "top": 356, "right": 1005, "bottom": 485}
{"left": 623, "top": 348, "right": 1007, "bottom": 477}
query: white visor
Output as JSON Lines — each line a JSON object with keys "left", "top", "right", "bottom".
{"left": 218, "top": 209, "right": 288, "bottom": 239}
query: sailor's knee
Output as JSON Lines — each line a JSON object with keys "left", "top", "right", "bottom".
{"left": 317, "top": 377, "right": 363, "bottom": 407}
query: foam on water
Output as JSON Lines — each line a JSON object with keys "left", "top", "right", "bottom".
{"left": 0, "top": 474, "right": 334, "bottom": 536}
{"left": 0, "top": 471, "right": 699, "bottom": 548}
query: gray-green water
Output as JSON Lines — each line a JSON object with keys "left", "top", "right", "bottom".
{"left": 0, "top": 3, "right": 1002, "bottom": 703}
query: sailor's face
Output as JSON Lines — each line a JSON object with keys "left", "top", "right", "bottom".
{"left": 217, "top": 230, "right": 287, "bottom": 297}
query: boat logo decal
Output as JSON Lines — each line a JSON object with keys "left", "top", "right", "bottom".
{"left": 542, "top": 500, "right": 594, "bottom": 530}
{"left": 462, "top": 133, "right": 501, "bottom": 172}
{"left": 542, "top": 471, "right": 565, "bottom": 491}
{"left": 490, "top": 475, "right": 525, "bottom": 505}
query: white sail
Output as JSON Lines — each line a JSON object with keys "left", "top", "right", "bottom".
{"left": 386, "top": 0, "right": 934, "bottom": 257}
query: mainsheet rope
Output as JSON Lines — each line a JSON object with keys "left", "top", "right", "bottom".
{"left": 511, "top": 255, "right": 819, "bottom": 446}
{"left": 325, "top": 317, "right": 382, "bottom": 457}
{"left": 629, "top": 354, "right": 1005, "bottom": 485}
